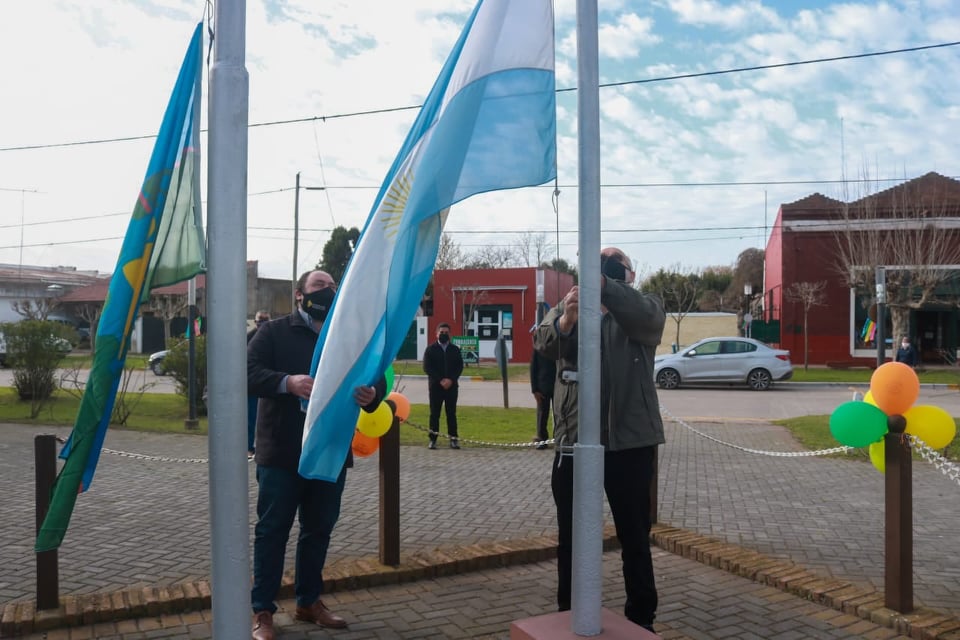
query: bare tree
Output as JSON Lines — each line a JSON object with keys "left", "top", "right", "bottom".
{"left": 435, "top": 232, "right": 466, "bottom": 270}
{"left": 451, "top": 285, "right": 490, "bottom": 336}
{"left": 149, "top": 293, "right": 188, "bottom": 348}
{"left": 12, "top": 298, "right": 60, "bottom": 320}
{"left": 641, "top": 266, "right": 703, "bottom": 349}
{"left": 515, "top": 232, "right": 555, "bottom": 267}
{"left": 464, "top": 245, "right": 521, "bottom": 269}
{"left": 73, "top": 302, "right": 102, "bottom": 352}
{"left": 833, "top": 170, "right": 960, "bottom": 343}
{"left": 784, "top": 281, "right": 827, "bottom": 370}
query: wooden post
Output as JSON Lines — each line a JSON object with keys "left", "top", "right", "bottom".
{"left": 884, "top": 416, "right": 913, "bottom": 613}
{"left": 35, "top": 434, "right": 59, "bottom": 610}
{"left": 379, "top": 417, "right": 401, "bottom": 566}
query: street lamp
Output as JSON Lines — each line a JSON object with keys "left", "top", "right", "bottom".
{"left": 743, "top": 284, "right": 754, "bottom": 338}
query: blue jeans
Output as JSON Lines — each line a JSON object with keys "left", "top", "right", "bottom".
{"left": 251, "top": 464, "right": 347, "bottom": 613}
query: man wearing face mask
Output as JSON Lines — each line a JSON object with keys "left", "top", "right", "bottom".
{"left": 422, "top": 322, "right": 464, "bottom": 449}
{"left": 533, "top": 247, "right": 666, "bottom": 633}
{"left": 247, "top": 270, "right": 386, "bottom": 640}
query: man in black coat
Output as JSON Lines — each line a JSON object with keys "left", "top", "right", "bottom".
{"left": 422, "top": 322, "right": 464, "bottom": 449}
{"left": 247, "top": 270, "right": 386, "bottom": 640}
{"left": 529, "top": 338, "right": 556, "bottom": 449}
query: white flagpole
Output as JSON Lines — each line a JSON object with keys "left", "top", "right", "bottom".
{"left": 207, "top": 1, "right": 251, "bottom": 637}
{"left": 573, "top": 0, "right": 604, "bottom": 635}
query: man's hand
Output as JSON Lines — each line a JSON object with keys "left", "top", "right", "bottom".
{"left": 353, "top": 385, "right": 376, "bottom": 407}
{"left": 287, "top": 374, "right": 314, "bottom": 400}
{"left": 558, "top": 286, "right": 579, "bottom": 334}
{"left": 440, "top": 378, "right": 453, "bottom": 390}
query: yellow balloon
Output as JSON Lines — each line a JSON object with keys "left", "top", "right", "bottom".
{"left": 863, "top": 390, "right": 877, "bottom": 406}
{"left": 868, "top": 440, "right": 885, "bottom": 473}
{"left": 356, "top": 402, "right": 394, "bottom": 438}
{"left": 904, "top": 404, "right": 957, "bottom": 449}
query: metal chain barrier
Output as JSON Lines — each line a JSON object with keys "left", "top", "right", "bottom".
{"left": 54, "top": 435, "right": 210, "bottom": 464}
{"left": 907, "top": 434, "right": 960, "bottom": 487}
{"left": 660, "top": 405, "right": 853, "bottom": 457}
{"left": 404, "top": 419, "right": 552, "bottom": 449}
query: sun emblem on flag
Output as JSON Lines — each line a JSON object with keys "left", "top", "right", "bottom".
{"left": 380, "top": 170, "right": 412, "bottom": 239}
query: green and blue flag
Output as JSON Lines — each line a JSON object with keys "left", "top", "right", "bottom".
{"left": 36, "top": 23, "right": 205, "bottom": 552}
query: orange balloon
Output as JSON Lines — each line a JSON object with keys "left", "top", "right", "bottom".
{"left": 387, "top": 391, "right": 411, "bottom": 423}
{"left": 351, "top": 430, "right": 380, "bottom": 457}
{"left": 869, "top": 362, "right": 919, "bottom": 416}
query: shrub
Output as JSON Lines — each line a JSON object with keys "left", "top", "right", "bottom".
{"left": 163, "top": 335, "right": 207, "bottom": 415}
{"left": 1, "top": 320, "right": 74, "bottom": 417}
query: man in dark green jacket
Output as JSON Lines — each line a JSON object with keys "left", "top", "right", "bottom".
{"left": 533, "top": 247, "right": 665, "bottom": 633}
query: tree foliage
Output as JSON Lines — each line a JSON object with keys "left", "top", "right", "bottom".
{"left": 163, "top": 335, "right": 207, "bottom": 415}
{"left": 1, "top": 320, "right": 73, "bottom": 416}
{"left": 641, "top": 266, "right": 704, "bottom": 347}
{"left": 318, "top": 226, "right": 361, "bottom": 283}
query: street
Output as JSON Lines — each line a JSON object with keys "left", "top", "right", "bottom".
{"left": 2, "top": 365, "right": 959, "bottom": 419}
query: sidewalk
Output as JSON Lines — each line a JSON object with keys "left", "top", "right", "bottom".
{"left": 3, "top": 415, "right": 960, "bottom": 638}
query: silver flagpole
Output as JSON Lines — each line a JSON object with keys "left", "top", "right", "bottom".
{"left": 573, "top": 0, "right": 604, "bottom": 635}
{"left": 207, "top": 1, "right": 250, "bottom": 637}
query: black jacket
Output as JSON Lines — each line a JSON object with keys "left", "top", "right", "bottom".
{"left": 247, "top": 310, "right": 385, "bottom": 471}
{"left": 422, "top": 341, "right": 464, "bottom": 388}
{"left": 530, "top": 349, "right": 556, "bottom": 397}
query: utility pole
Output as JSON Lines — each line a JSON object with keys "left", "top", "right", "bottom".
{"left": 292, "top": 171, "right": 300, "bottom": 311}
{"left": 876, "top": 266, "right": 886, "bottom": 367}
{"left": 184, "top": 277, "right": 199, "bottom": 429}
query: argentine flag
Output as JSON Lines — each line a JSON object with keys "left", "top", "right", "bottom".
{"left": 300, "top": 0, "right": 557, "bottom": 481}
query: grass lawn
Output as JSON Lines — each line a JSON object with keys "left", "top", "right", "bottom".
{"left": 3, "top": 365, "right": 958, "bottom": 460}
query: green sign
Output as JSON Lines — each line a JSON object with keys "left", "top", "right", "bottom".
{"left": 452, "top": 335, "right": 479, "bottom": 363}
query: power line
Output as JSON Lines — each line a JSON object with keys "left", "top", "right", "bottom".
{"left": 3, "top": 41, "right": 956, "bottom": 152}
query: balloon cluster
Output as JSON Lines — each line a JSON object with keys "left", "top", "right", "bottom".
{"left": 351, "top": 386, "right": 412, "bottom": 458}
{"left": 830, "top": 362, "right": 956, "bottom": 472}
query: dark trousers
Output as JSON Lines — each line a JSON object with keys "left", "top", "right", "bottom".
{"left": 247, "top": 395, "right": 258, "bottom": 453}
{"left": 251, "top": 464, "right": 347, "bottom": 613}
{"left": 428, "top": 384, "right": 459, "bottom": 442}
{"left": 551, "top": 446, "right": 658, "bottom": 627}
{"left": 534, "top": 394, "right": 552, "bottom": 442}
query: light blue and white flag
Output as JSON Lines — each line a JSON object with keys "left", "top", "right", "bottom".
{"left": 300, "top": 0, "right": 557, "bottom": 481}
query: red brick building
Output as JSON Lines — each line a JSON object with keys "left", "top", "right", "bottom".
{"left": 428, "top": 267, "right": 574, "bottom": 363}
{"left": 763, "top": 172, "right": 960, "bottom": 366}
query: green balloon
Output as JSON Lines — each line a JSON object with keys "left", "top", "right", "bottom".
{"left": 830, "top": 401, "right": 889, "bottom": 448}
{"left": 385, "top": 364, "right": 395, "bottom": 392}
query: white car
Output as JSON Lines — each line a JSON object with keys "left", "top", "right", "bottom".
{"left": 654, "top": 337, "right": 793, "bottom": 391}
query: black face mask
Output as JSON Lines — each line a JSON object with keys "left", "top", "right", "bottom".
{"left": 601, "top": 254, "right": 628, "bottom": 282}
{"left": 438, "top": 333, "right": 450, "bottom": 344}
{"left": 301, "top": 287, "right": 335, "bottom": 322}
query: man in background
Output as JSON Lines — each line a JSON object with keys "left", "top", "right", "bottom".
{"left": 422, "top": 322, "right": 464, "bottom": 449}
{"left": 246, "top": 309, "right": 270, "bottom": 460}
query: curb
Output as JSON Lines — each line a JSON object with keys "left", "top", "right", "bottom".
{"left": 4, "top": 525, "right": 960, "bottom": 638}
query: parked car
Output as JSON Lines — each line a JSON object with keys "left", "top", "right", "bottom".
{"left": 0, "top": 330, "right": 70, "bottom": 366}
{"left": 654, "top": 336, "right": 793, "bottom": 391}
{"left": 148, "top": 349, "right": 169, "bottom": 375}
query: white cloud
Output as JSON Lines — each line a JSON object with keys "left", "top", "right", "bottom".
{"left": 0, "top": 0, "right": 958, "bottom": 279}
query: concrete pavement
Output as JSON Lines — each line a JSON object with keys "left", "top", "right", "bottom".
{"left": 4, "top": 385, "right": 960, "bottom": 638}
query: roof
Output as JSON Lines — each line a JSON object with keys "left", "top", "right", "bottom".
{"left": 59, "top": 274, "right": 206, "bottom": 303}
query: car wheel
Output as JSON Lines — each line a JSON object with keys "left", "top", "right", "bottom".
{"left": 656, "top": 368, "right": 680, "bottom": 390}
{"left": 150, "top": 360, "right": 165, "bottom": 376}
{"left": 747, "top": 368, "right": 772, "bottom": 391}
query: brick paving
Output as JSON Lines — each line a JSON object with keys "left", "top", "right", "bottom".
{"left": 10, "top": 550, "right": 917, "bottom": 639}
{"left": 3, "top": 392, "right": 960, "bottom": 637}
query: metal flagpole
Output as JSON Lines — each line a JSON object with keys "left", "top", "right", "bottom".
{"left": 573, "top": 0, "right": 604, "bottom": 634}
{"left": 207, "top": 1, "right": 250, "bottom": 637}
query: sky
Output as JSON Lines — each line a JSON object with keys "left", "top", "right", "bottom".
{"left": 1, "top": 0, "right": 958, "bottom": 282}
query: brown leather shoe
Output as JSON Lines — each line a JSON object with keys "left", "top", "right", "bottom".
{"left": 251, "top": 610, "right": 275, "bottom": 640}
{"left": 295, "top": 598, "right": 348, "bottom": 629}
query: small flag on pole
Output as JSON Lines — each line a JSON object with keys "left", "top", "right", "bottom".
{"left": 300, "top": 0, "right": 557, "bottom": 481}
